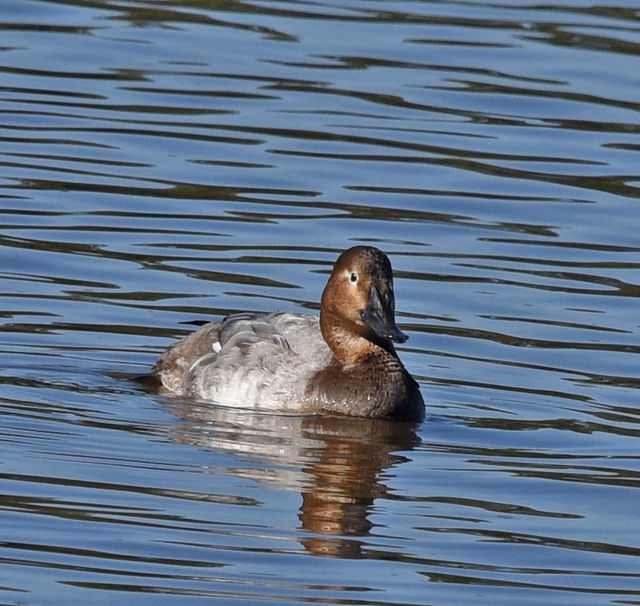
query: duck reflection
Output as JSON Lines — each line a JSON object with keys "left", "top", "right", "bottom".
{"left": 166, "top": 400, "right": 420, "bottom": 558}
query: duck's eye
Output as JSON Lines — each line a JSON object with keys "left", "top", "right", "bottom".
{"left": 350, "top": 271, "right": 358, "bottom": 283}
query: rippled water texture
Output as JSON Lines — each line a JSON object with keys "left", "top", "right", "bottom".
{"left": 1, "top": 1, "right": 640, "bottom": 604}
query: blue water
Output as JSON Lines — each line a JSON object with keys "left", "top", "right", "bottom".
{"left": 1, "top": 1, "right": 639, "bottom": 604}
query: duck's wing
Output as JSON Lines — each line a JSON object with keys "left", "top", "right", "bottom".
{"left": 147, "top": 312, "right": 331, "bottom": 409}
{"left": 149, "top": 321, "right": 223, "bottom": 395}
{"left": 186, "top": 312, "right": 332, "bottom": 408}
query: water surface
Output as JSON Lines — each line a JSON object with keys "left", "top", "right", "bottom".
{"left": 1, "top": 1, "right": 639, "bottom": 604}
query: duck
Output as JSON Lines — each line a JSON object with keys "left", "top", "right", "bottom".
{"left": 146, "top": 246, "right": 425, "bottom": 421}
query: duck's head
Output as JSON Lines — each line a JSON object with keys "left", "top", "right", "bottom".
{"left": 320, "top": 246, "right": 407, "bottom": 361}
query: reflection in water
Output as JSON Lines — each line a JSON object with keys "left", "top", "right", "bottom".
{"left": 167, "top": 400, "right": 420, "bottom": 558}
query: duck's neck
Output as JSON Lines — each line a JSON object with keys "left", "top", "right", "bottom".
{"left": 320, "top": 309, "right": 396, "bottom": 369}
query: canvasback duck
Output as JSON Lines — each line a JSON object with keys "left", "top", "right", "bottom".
{"left": 147, "top": 246, "right": 424, "bottom": 421}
